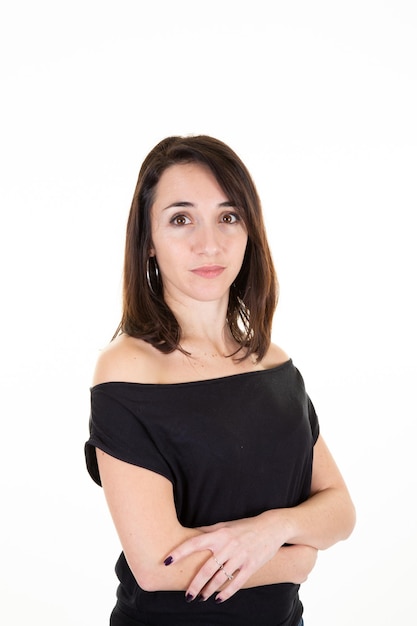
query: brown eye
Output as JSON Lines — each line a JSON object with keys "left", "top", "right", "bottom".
{"left": 221, "top": 213, "right": 239, "bottom": 224}
{"left": 171, "top": 214, "right": 191, "bottom": 226}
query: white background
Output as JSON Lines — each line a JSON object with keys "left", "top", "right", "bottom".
{"left": 1, "top": 1, "right": 416, "bottom": 624}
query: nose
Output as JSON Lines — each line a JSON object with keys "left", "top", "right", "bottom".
{"left": 193, "top": 223, "right": 221, "bottom": 256}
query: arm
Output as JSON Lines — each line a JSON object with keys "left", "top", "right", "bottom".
{"left": 91, "top": 340, "right": 312, "bottom": 593}
{"left": 96, "top": 450, "right": 316, "bottom": 593}
{"left": 255, "top": 434, "right": 356, "bottom": 551}
{"left": 167, "top": 435, "right": 355, "bottom": 602}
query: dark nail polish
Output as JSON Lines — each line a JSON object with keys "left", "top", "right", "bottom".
{"left": 164, "top": 556, "right": 173, "bottom": 566}
{"left": 215, "top": 596, "right": 223, "bottom": 604}
{"left": 197, "top": 594, "right": 205, "bottom": 602}
{"left": 185, "top": 593, "right": 194, "bottom": 603}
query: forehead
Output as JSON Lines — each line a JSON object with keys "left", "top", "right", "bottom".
{"left": 153, "top": 162, "right": 227, "bottom": 204}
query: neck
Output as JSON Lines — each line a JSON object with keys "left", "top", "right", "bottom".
{"left": 164, "top": 293, "right": 236, "bottom": 357}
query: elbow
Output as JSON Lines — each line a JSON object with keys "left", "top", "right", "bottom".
{"left": 127, "top": 559, "right": 166, "bottom": 593}
{"left": 132, "top": 568, "right": 162, "bottom": 593}
{"left": 339, "top": 493, "right": 356, "bottom": 541}
{"left": 136, "top": 575, "right": 160, "bottom": 593}
{"left": 321, "top": 499, "right": 357, "bottom": 550}
{"left": 343, "top": 500, "right": 357, "bottom": 540}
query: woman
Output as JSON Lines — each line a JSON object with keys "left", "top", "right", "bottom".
{"left": 85, "top": 135, "right": 355, "bottom": 626}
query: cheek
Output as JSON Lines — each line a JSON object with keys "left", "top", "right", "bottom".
{"left": 153, "top": 241, "right": 184, "bottom": 271}
{"left": 237, "top": 234, "right": 249, "bottom": 257}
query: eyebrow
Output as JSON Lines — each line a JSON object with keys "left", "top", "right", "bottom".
{"left": 162, "top": 200, "right": 236, "bottom": 211}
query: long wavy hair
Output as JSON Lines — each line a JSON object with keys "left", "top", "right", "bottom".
{"left": 114, "top": 135, "right": 278, "bottom": 362}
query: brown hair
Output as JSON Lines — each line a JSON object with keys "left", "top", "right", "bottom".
{"left": 115, "top": 135, "right": 278, "bottom": 361}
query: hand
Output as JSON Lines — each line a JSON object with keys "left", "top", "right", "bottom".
{"left": 164, "top": 515, "right": 288, "bottom": 603}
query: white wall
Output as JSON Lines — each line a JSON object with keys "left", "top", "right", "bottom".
{"left": 1, "top": 1, "right": 416, "bottom": 624}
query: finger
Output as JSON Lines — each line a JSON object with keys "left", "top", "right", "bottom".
{"left": 186, "top": 554, "right": 241, "bottom": 602}
{"left": 212, "top": 567, "right": 252, "bottom": 604}
{"left": 184, "top": 554, "right": 223, "bottom": 600}
{"left": 196, "top": 564, "right": 239, "bottom": 602}
{"left": 163, "top": 533, "right": 214, "bottom": 566}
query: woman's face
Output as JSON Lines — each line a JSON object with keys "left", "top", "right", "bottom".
{"left": 150, "top": 162, "right": 248, "bottom": 308}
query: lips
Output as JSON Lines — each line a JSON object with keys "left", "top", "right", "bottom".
{"left": 191, "top": 265, "right": 225, "bottom": 278}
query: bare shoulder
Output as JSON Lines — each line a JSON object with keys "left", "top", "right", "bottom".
{"left": 260, "top": 343, "right": 291, "bottom": 370}
{"left": 92, "top": 334, "right": 160, "bottom": 386}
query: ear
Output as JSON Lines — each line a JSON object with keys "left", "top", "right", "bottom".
{"left": 149, "top": 248, "right": 155, "bottom": 257}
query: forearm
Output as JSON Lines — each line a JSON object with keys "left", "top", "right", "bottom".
{"left": 242, "top": 544, "right": 317, "bottom": 588}
{"left": 127, "top": 526, "right": 210, "bottom": 592}
{"left": 125, "top": 485, "right": 354, "bottom": 592}
{"left": 260, "top": 486, "right": 356, "bottom": 551}
{"left": 129, "top": 527, "right": 314, "bottom": 592}
{"left": 156, "top": 436, "right": 356, "bottom": 602}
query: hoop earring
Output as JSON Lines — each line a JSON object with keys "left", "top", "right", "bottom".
{"left": 146, "top": 257, "right": 160, "bottom": 295}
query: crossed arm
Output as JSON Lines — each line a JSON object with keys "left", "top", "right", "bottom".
{"left": 97, "top": 435, "right": 355, "bottom": 603}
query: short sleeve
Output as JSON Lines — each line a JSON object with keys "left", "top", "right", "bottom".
{"left": 84, "top": 383, "right": 174, "bottom": 487}
{"left": 307, "top": 395, "right": 320, "bottom": 444}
